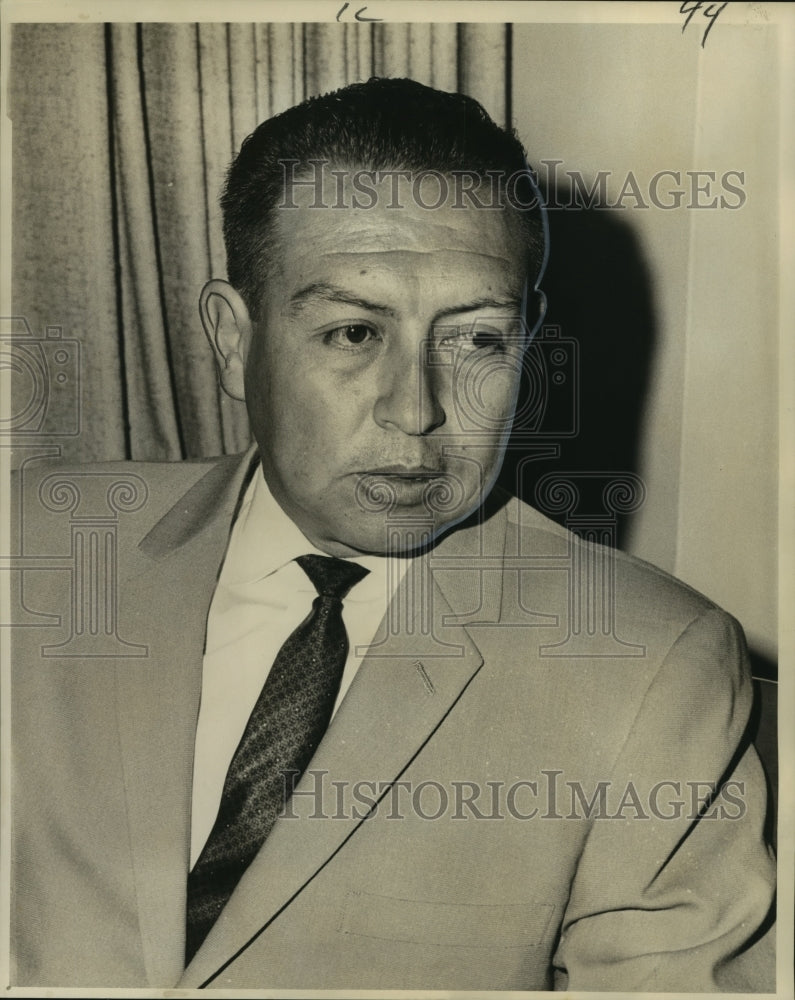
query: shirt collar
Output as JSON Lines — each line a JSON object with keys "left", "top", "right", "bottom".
{"left": 222, "top": 466, "right": 322, "bottom": 585}
{"left": 223, "top": 464, "right": 408, "bottom": 597}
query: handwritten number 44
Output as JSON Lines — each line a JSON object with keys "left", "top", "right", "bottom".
{"left": 680, "top": 1, "right": 729, "bottom": 48}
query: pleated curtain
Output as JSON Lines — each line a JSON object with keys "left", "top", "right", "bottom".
{"left": 10, "top": 22, "right": 510, "bottom": 463}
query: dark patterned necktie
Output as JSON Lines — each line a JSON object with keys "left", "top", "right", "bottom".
{"left": 185, "top": 553, "right": 369, "bottom": 964}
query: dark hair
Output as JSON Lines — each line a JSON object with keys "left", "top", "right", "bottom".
{"left": 222, "top": 77, "right": 546, "bottom": 319}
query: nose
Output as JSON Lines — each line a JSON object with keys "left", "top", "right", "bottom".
{"left": 373, "top": 337, "right": 446, "bottom": 436}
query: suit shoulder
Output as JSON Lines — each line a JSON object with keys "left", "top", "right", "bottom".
{"left": 10, "top": 456, "right": 230, "bottom": 502}
{"left": 12, "top": 453, "right": 222, "bottom": 487}
{"left": 501, "top": 492, "right": 726, "bottom": 626}
{"left": 491, "top": 494, "right": 751, "bottom": 715}
{"left": 10, "top": 453, "right": 238, "bottom": 534}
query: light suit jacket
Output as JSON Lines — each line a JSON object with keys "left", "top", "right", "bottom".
{"left": 10, "top": 450, "right": 775, "bottom": 991}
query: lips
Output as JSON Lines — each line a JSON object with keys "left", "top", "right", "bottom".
{"left": 360, "top": 465, "right": 444, "bottom": 478}
{"left": 355, "top": 467, "right": 449, "bottom": 510}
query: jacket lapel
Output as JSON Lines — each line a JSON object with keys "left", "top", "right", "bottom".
{"left": 114, "top": 446, "right": 508, "bottom": 987}
{"left": 114, "top": 449, "right": 258, "bottom": 986}
{"left": 179, "top": 497, "right": 508, "bottom": 988}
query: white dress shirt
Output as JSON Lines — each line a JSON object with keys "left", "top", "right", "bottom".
{"left": 189, "top": 466, "right": 407, "bottom": 868}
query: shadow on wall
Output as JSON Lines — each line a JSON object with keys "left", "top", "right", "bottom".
{"left": 498, "top": 181, "right": 656, "bottom": 552}
{"left": 749, "top": 675, "right": 777, "bottom": 848}
{"left": 496, "top": 183, "right": 779, "bottom": 807}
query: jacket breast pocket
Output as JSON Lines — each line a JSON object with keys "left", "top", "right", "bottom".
{"left": 340, "top": 891, "right": 556, "bottom": 949}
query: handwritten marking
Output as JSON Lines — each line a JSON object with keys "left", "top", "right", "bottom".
{"left": 337, "top": 2, "right": 383, "bottom": 22}
{"left": 680, "top": 1, "right": 729, "bottom": 48}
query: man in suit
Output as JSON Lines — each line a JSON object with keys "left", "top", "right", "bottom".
{"left": 10, "top": 78, "right": 775, "bottom": 991}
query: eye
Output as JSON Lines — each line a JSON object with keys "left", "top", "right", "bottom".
{"left": 438, "top": 324, "right": 508, "bottom": 353}
{"left": 471, "top": 329, "right": 506, "bottom": 351}
{"left": 323, "top": 324, "right": 379, "bottom": 350}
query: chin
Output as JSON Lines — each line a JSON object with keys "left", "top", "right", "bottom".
{"left": 338, "top": 512, "right": 468, "bottom": 558}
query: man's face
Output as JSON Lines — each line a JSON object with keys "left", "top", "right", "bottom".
{"left": 241, "top": 172, "right": 529, "bottom": 556}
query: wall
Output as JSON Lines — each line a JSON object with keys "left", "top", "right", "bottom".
{"left": 511, "top": 21, "right": 778, "bottom": 663}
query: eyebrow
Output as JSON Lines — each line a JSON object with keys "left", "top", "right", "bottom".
{"left": 287, "top": 280, "right": 523, "bottom": 323}
{"left": 288, "top": 282, "right": 397, "bottom": 317}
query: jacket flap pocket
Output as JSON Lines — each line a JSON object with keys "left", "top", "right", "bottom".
{"left": 341, "top": 891, "right": 555, "bottom": 949}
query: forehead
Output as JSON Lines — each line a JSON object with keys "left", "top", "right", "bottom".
{"left": 268, "top": 168, "right": 526, "bottom": 293}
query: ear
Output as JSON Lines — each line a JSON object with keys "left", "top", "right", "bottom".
{"left": 520, "top": 280, "right": 547, "bottom": 345}
{"left": 524, "top": 286, "right": 547, "bottom": 342}
{"left": 533, "top": 288, "right": 548, "bottom": 326}
{"left": 199, "top": 279, "right": 253, "bottom": 401}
